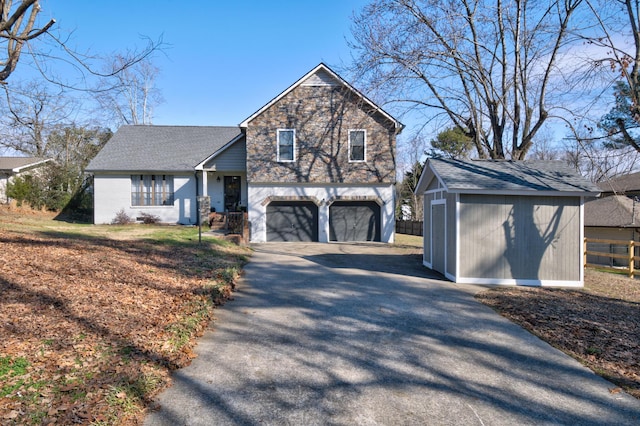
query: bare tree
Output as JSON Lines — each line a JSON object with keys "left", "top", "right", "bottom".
{"left": 0, "top": 0, "right": 55, "bottom": 82}
{"left": 94, "top": 56, "right": 163, "bottom": 126}
{"left": 529, "top": 129, "right": 562, "bottom": 160}
{"left": 0, "top": 0, "right": 162, "bottom": 90}
{"left": 396, "top": 133, "right": 427, "bottom": 220}
{"left": 0, "top": 80, "right": 78, "bottom": 155}
{"left": 585, "top": 0, "right": 640, "bottom": 151}
{"left": 562, "top": 118, "right": 640, "bottom": 182}
{"left": 350, "top": 0, "right": 585, "bottom": 160}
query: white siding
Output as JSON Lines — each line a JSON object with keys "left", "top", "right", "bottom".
{"left": 0, "top": 175, "right": 8, "bottom": 203}
{"left": 248, "top": 184, "right": 395, "bottom": 243}
{"left": 301, "top": 69, "right": 340, "bottom": 87}
{"left": 93, "top": 174, "right": 197, "bottom": 225}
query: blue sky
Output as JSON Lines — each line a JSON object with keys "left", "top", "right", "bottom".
{"left": 39, "top": 0, "right": 371, "bottom": 127}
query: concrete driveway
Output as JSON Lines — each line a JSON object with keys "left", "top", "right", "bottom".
{"left": 145, "top": 243, "right": 640, "bottom": 425}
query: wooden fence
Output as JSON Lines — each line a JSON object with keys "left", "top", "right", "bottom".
{"left": 584, "top": 237, "right": 640, "bottom": 278}
{"left": 396, "top": 220, "right": 423, "bottom": 236}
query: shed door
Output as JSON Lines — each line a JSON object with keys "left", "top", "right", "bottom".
{"left": 432, "top": 203, "right": 446, "bottom": 274}
{"left": 266, "top": 202, "right": 318, "bottom": 242}
{"left": 329, "top": 201, "right": 381, "bottom": 242}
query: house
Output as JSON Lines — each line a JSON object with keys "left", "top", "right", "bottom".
{"left": 414, "top": 158, "right": 600, "bottom": 287}
{"left": 0, "top": 157, "right": 51, "bottom": 204}
{"left": 597, "top": 171, "right": 640, "bottom": 197}
{"left": 584, "top": 194, "right": 640, "bottom": 267}
{"left": 582, "top": 172, "right": 640, "bottom": 266}
{"left": 87, "top": 63, "right": 403, "bottom": 242}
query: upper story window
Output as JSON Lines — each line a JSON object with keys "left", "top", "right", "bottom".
{"left": 349, "top": 130, "right": 366, "bottom": 162}
{"left": 277, "top": 129, "right": 295, "bottom": 162}
{"left": 131, "top": 174, "right": 174, "bottom": 206}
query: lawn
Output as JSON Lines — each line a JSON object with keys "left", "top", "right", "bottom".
{"left": 0, "top": 206, "right": 250, "bottom": 424}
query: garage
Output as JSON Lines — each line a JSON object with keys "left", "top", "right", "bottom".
{"left": 266, "top": 201, "right": 319, "bottom": 242}
{"left": 329, "top": 201, "right": 381, "bottom": 242}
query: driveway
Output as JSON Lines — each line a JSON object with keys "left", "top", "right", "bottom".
{"left": 145, "top": 243, "right": 640, "bottom": 425}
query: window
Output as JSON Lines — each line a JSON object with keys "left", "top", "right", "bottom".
{"left": 277, "top": 129, "right": 295, "bottom": 162}
{"left": 131, "top": 175, "right": 174, "bottom": 206}
{"left": 349, "top": 130, "right": 366, "bottom": 162}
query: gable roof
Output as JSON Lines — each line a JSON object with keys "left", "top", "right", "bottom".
{"left": 416, "top": 158, "right": 600, "bottom": 196}
{"left": 86, "top": 125, "right": 243, "bottom": 172}
{"left": 239, "top": 63, "right": 403, "bottom": 132}
{"left": 0, "top": 157, "right": 50, "bottom": 174}
{"left": 598, "top": 171, "right": 640, "bottom": 194}
{"left": 584, "top": 195, "right": 640, "bottom": 227}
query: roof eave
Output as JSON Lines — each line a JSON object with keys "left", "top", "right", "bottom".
{"left": 447, "top": 188, "right": 601, "bottom": 197}
{"left": 10, "top": 158, "right": 52, "bottom": 173}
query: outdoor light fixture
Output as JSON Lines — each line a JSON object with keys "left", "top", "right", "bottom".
{"left": 217, "top": 176, "right": 221, "bottom": 182}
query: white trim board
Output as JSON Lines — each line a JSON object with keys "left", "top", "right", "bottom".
{"left": 453, "top": 277, "right": 583, "bottom": 287}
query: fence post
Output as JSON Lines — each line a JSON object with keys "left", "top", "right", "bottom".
{"left": 630, "top": 241, "right": 635, "bottom": 279}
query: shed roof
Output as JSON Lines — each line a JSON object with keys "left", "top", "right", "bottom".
{"left": 86, "top": 125, "right": 243, "bottom": 172}
{"left": 0, "top": 157, "right": 50, "bottom": 173}
{"left": 584, "top": 195, "right": 640, "bottom": 227}
{"left": 416, "top": 158, "right": 600, "bottom": 196}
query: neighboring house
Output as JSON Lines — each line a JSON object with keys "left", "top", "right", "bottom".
{"left": 583, "top": 171, "right": 640, "bottom": 267}
{"left": 415, "top": 158, "right": 600, "bottom": 287}
{"left": 0, "top": 157, "right": 51, "bottom": 204}
{"left": 584, "top": 194, "right": 640, "bottom": 267}
{"left": 87, "top": 63, "right": 403, "bottom": 243}
{"left": 597, "top": 171, "right": 640, "bottom": 197}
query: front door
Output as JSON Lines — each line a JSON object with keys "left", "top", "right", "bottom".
{"left": 224, "top": 176, "right": 241, "bottom": 212}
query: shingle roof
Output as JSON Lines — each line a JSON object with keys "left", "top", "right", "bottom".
{"left": 598, "top": 171, "right": 640, "bottom": 194}
{"left": 86, "top": 125, "right": 243, "bottom": 172}
{"left": 584, "top": 195, "right": 640, "bottom": 227}
{"left": 0, "top": 157, "right": 50, "bottom": 173}
{"left": 421, "top": 158, "right": 600, "bottom": 195}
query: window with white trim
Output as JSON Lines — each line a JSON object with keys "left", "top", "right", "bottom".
{"left": 131, "top": 175, "right": 174, "bottom": 206}
{"left": 277, "top": 129, "right": 295, "bottom": 162}
{"left": 349, "top": 130, "right": 366, "bottom": 162}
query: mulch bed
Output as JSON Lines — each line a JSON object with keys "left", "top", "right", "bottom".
{"left": 477, "top": 274, "right": 640, "bottom": 398}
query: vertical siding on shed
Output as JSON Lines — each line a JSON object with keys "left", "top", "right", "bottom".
{"left": 459, "top": 194, "right": 581, "bottom": 282}
{"left": 446, "top": 192, "right": 457, "bottom": 278}
{"left": 423, "top": 193, "right": 434, "bottom": 266}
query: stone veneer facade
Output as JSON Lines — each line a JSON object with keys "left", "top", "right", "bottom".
{"left": 245, "top": 85, "right": 397, "bottom": 184}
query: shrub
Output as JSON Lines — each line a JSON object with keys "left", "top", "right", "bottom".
{"left": 6, "top": 175, "right": 43, "bottom": 208}
{"left": 111, "top": 209, "right": 133, "bottom": 225}
{"left": 139, "top": 212, "right": 161, "bottom": 224}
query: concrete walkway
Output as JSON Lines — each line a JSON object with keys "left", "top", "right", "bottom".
{"left": 145, "top": 243, "right": 640, "bottom": 425}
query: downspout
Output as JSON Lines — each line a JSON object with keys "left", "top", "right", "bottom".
{"left": 195, "top": 171, "right": 199, "bottom": 226}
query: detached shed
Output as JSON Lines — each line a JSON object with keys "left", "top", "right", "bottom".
{"left": 415, "top": 158, "right": 600, "bottom": 287}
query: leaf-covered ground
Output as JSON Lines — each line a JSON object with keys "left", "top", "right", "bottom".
{"left": 0, "top": 207, "right": 250, "bottom": 424}
{"left": 477, "top": 270, "right": 640, "bottom": 399}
